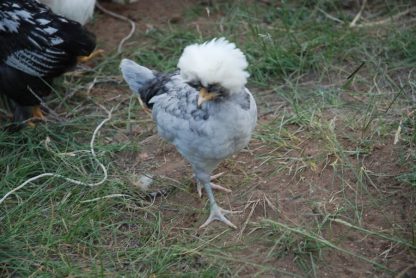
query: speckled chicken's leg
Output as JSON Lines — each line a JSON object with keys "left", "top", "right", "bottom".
{"left": 196, "top": 172, "right": 232, "bottom": 197}
{"left": 199, "top": 181, "right": 237, "bottom": 229}
{"left": 195, "top": 172, "right": 237, "bottom": 229}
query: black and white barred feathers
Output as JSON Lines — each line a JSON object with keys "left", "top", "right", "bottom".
{"left": 0, "top": 0, "right": 96, "bottom": 112}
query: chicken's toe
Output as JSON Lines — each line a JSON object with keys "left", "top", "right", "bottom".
{"left": 199, "top": 204, "right": 238, "bottom": 229}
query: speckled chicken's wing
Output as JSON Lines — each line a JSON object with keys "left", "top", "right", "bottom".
{"left": 0, "top": 0, "right": 95, "bottom": 78}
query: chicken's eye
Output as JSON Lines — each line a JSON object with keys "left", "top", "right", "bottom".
{"left": 188, "top": 81, "right": 201, "bottom": 89}
{"left": 207, "top": 85, "right": 215, "bottom": 92}
{"left": 207, "top": 84, "right": 223, "bottom": 94}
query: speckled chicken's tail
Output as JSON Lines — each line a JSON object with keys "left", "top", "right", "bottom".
{"left": 120, "top": 59, "right": 155, "bottom": 96}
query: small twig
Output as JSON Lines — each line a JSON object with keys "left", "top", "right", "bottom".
{"left": 393, "top": 119, "right": 402, "bottom": 144}
{"left": 353, "top": 7, "right": 416, "bottom": 28}
{"left": 95, "top": 2, "right": 136, "bottom": 54}
{"left": 80, "top": 194, "right": 130, "bottom": 203}
{"left": 331, "top": 218, "right": 415, "bottom": 250}
{"left": 56, "top": 85, "right": 84, "bottom": 110}
{"left": 395, "top": 264, "right": 416, "bottom": 278}
{"left": 361, "top": 86, "right": 406, "bottom": 136}
{"left": 238, "top": 199, "right": 259, "bottom": 240}
{"left": 0, "top": 109, "right": 113, "bottom": 206}
{"left": 347, "top": 62, "right": 365, "bottom": 80}
{"left": 58, "top": 76, "right": 121, "bottom": 110}
{"left": 27, "top": 86, "right": 64, "bottom": 122}
{"left": 349, "top": 0, "right": 367, "bottom": 27}
{"left": 87, "top": 77, "right": 99, "bottom": 95}
{"left": 261, "top": 219, "right": 392, "bottom": 272}
{"left": 318, "top": 8, "right": 344, "bottom": 24}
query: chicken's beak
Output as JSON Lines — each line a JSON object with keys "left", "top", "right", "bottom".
{"left": 198, "top": 87, "right": 219, "bottom": 108}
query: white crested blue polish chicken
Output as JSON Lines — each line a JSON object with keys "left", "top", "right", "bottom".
{"left": 120, "top": 38, "right": 257, "bottom": 229}
{"left": 0, "top": 0, "right": 96, "bottom": 125}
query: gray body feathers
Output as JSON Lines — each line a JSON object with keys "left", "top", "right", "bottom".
{"left": 120, "top": 58, "right": 257, "bottom": 173}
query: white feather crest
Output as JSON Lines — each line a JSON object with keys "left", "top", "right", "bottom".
{"left": 177, "top": 38, "right": 249, "bottom": 93}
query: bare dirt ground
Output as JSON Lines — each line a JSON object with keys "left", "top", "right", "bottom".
{"left": 80, "top": 0, "right": 416, "bottom": 276}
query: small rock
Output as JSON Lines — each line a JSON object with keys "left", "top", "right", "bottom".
{"left": 169, "top": 14, "right": 182, "bottom": 24}
{"left": 138, "top": 152, "right": 150, "bottom": 160}
{"left": 134, "top": 174, "right": 154, "bottom": 191}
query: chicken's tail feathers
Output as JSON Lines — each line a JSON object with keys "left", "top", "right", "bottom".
{"left": 120, "top": 59, "right": 155, "bottom": 94}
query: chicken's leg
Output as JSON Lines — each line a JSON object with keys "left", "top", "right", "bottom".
{"left": 13, "top": 105, "right": 32, "bottom": 123}
{"left": 199, "top": 181, "right": 237, "bottom": 229}
{"left": 196, "top": 172, "right": 231, "bottom": 197}
{"left": 77, "top": 49, "right": 104, "bottom": 63}
{"left": 20, "top": 105, "right": 45, "bottom": 127}
{"left": 32, "top": 105, "right": 45, "bottom": 120}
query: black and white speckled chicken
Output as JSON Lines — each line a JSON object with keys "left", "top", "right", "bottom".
{"left": 0, "top": 0, "right": 96, "bottom": 125}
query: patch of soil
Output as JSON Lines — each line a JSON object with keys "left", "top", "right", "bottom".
{"left": 89, "top": 0, "right": 198, "bottom": 51}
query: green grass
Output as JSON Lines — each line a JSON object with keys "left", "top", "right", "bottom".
{"left": 1, "top": 0, "right": 416, "bottom": 276}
